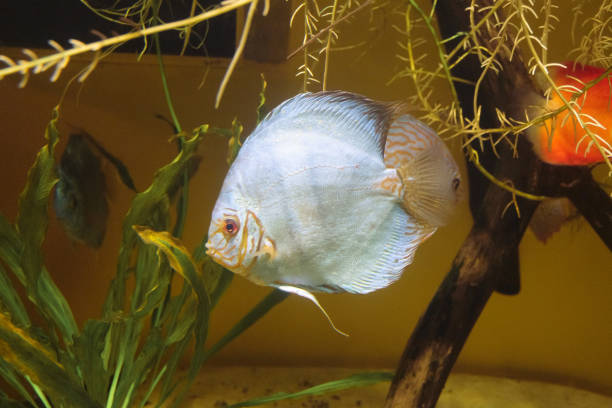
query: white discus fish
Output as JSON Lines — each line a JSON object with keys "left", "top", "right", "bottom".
{"left": 206, "top": 91, "right": 463, "bottom": 333}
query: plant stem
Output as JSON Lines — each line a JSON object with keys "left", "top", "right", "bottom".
{"left": 153, "top": 33, "right": 189, "bottom": 239}
{"left": 201, "top": 289, "right": 288, "bottom": 361}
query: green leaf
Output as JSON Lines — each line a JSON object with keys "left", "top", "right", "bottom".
{"left": 0, "top": 212, "right": 25, "bottom": 283}
{"left": 227, "top": 372, "right": 393, "bottom": 408}
{"left": 133, "top": 227, "right": 211, "bottom": 408}
{"left": 0, "top": 358, "right": 37, "bottom": 406}
{"left": 73, "top": 320, "right": 111, "bottom": 404}
{"left": 105, "top": 128, "right": 206, "bottom": 317}
{"left": 0, "top": 396, "right": 29, "bottom": 408}
{"left": 15, "top": 108, "right": 60, "bottom": 272}
{"left": 0, "top": 312, "right": 100, "bottom": 408}
{"left": 35, "top": 268, "right": 79, "bottom": 343}
{"left": 133, "top": 227, "right": 206, "bottom": 301}
{"left": 0, "top": 262, "right": 30, "bottom": 328}
{"left": 13, "top": 107, "right": 78, "bottom": 344}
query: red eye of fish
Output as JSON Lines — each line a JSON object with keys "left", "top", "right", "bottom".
{"left": 223, "top": 218, "right": 239, "bottom": 235}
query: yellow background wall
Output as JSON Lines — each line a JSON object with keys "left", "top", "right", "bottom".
{"left": 0, "top": 1, "right": 610, "bottom": 396}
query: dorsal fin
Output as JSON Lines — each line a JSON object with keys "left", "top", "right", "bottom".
{"left": 254, "top": 91, "right": 397, "bottom": 157}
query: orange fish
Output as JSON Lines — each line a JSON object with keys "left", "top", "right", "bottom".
{"left": 527, "top": 62, "right": 612, "bottom": 165}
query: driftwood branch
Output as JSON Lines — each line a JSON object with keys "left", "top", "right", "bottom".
{"left": 565, "top": 170, "right": 612, "bottom": 250}
{"left": 385, "top": 1, "right": 612, "bottom": 407}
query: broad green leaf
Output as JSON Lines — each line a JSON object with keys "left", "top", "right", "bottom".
{"left": 14, "top": 107, "right": 78, "bottom": 344}
{"left": 164, "top": 300, "right": 196, "bottom": 346}
{"left": 15, "top": 108, "right": 60, "bottom": 283}
{"left": 0, "top": 213, "right": 25, "bottom": 283}
{"left": 133, "top": 226, "right": 211, "bottom": 408}
{"left": 36, "top": 268, "right": 79, "bottom": 343}
{"left": 73, "top": 320, "right": 111, "bottom": 404}
{"left": 0, "top": 263, "right": 29, "bottom": 328}
{"left": 101, "top": 129, "right": 207, "bottom": 403}
{"left": 0, "top": 312, "right": 100, "bottom": 408}
{"left": 133, "top": 227, "right": 202, "bottom": 295}
{"left": 131, "top": 244, "right": 167, "bottom": 318}
{"left": 0, "top": 358, "right": 37, "bottom": 406}
{"left": 105, "top": 128, "right": 206, "bottom": 317}
{"left": 0, "top": 395, "right": 30, "bottom": 408}
{"left": 227, "top": 372, "right": 394, "bottom": 408}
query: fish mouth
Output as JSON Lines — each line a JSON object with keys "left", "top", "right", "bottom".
{"left": 205, "top": 232, "right": 241, "bottom": 272}
{"left": 204, "top": 240, "right": 215, "bottom": 257}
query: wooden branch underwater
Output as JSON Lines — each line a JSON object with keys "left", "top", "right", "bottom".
{"left": 385, "top": 0, "right": 612, "bottom": 407}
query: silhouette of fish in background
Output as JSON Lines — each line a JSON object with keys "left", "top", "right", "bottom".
{"left": 54, "top": 131, "right": 137, "bottom": 248}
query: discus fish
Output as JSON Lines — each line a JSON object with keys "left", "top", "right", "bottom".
{"left": 527, "top": 62, "right": 612, "bottom": 165}
{"left": 205, "top": 92, "right": 463, "bottom": 330}
{"left": 54, "top": 132, "right": 136, "bottom": 247}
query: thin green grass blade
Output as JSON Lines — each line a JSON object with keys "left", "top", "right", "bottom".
{"left": 155, "top": 334, "right": 191, "bottom": 407}
{"left": 0, "top": 213, "right": 25, "bottom": 283}
{"left": 101, "top": 128, "right": 207, "bottom": 404}
{"left": 0, "top": 312, "right": 100, "bottom": 408}
{"left": 227, "top": 372, "right": 393, "bottom": 408}
{"left": 133, "top": 227, "right": 208, "bottom": 303}
{"left": 36, "top": 267, "right": 79, "bottom": 341}
{"left": 202, "top": 289, "right": 289, "bottom": 362}
{"left": 0, "top": 358, "right": 37, "bottom": 406}
{"left": 119, "top": 327, "right": 166, "bottom": 408}
{"left": 104, "top": 127, "right": 207, "bottom": 317}
{"left": 0, "top": 262, "right": 30, "bottom": 327}
{"left": 0, "top": 395, "right": 31, "bottom": 408}
{"left": 133, "top": 227, "right": 211, "bottom": 408}
{"left": 26, "top": 377, "right": 53, "bottom": 408}
{"left": 14, "top": 107, "right": 78, "bottom": 344}
{"left": 130, "top": 244, "right": 168, "bottom": 319}
{"left": 73, "top": 320, "right": 111, "bottom": 404}
{"left": 15, "top": 108, "right": 60, "bottom": 283}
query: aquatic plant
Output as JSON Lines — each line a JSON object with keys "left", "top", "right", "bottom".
{"left": 0, "top": 0, "right": 610, "bottom": 407}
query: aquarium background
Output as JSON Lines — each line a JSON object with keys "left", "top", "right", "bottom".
{"left": 0, "top": 0, "right": 610, "bottom": 398}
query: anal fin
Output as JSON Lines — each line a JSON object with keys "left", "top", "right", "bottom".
{"left": 276, "top": 285, "right": 349, "bottom": 337}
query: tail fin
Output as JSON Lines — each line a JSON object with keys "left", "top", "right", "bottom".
{"left": 384, "top": 114, "right": 464, "bottom": 227}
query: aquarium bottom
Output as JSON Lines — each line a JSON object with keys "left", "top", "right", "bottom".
{"left": 158, "top": 366, "right": 612, "bottom": 407}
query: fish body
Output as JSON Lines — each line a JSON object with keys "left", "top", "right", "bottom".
{"left": 528, "top": 62, "right": 612, "bottom": 165}
{"left": 206, "top": 91, "right": 463, "bottom": 296}
{"left": 54, "top": 133, "right": 109, "bottom": 248}
{"left": 54, "top": 131, "right": 136, "bottom": 248}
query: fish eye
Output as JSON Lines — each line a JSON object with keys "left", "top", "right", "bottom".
{"left": 452, "top": 177, "right": 461, "bottom": 191}
{"left": 223, "top": 218, "right": 239, "bottom": 236}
